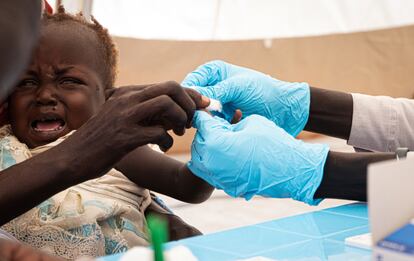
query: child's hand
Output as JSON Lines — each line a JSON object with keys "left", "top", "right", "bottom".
{"left": 184, "top": 88, "right": 210, "bottom": 110}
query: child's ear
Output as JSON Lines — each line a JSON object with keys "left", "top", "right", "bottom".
{"left": 0, "top": 102, "right": 9, "bottom": 126}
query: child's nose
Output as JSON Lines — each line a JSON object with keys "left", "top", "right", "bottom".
{"left": 35, "top": 84, "right": 58, "bottom": 106}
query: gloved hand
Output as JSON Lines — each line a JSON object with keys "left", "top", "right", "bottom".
{"left": 188, "top": 111, "right": 329, "bottom": 205}
{"left": 182, "top": 60, "right": 310, "bottom": 137}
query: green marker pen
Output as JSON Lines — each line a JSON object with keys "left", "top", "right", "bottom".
{"left": 147, "top": 214, "right": 168, "bottom": 261}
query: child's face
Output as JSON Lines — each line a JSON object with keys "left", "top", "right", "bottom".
{"left": 8, "top": 23, "right": 107, "bottom": 148}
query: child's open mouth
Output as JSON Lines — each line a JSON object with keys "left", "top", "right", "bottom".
{"left": 31, "top": 115, "right": 66, "bottom": 133}
{"left": 26, "top": 112, "right": 69, "bottom": 146}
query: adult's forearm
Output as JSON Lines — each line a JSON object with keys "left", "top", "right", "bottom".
{"left": 304, "top": 87, "right": 353, "bottom": 140}
{"left": 0, "top": 0, "right": 41, "bottom": 100}
{"left": 0, "top": 124, "right": 129, "bottom": 225}
{"left": 314, "top": 151, "right": 395, "bottom": 201}
{"left": 0, "top": 83, "right": 205, "bottom": 225}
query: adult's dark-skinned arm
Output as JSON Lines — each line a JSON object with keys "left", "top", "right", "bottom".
{"left": 0, "top": 83, "right": 203, "bottom": 225}
{"left": 305, "top": 87, "right": 396, "bottom": 201}
{"left": 314, "top": 151, "right": 394, "bottom": 201}
{"left": 0, "top": 0, "right": 41, "bottom": 101}
{"left": 0, "top": 0, "right": 41, "bottom": 127}
{"left": 182, "top": 61, "right": 398, "bottom": 202}
{"left": 304, "top": 87, "right": 353, "bottom": 140}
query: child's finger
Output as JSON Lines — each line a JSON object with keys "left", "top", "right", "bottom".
{"left": 184, "top": 88, "right": 210, "bottom": 109}
{"left": 141, "top": 126, "right": 174, "bottom": 152}
{"left": 231, "top": 109, "right": 242, "bottom": 124}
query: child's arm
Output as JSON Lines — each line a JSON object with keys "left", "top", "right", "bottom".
{"left": 116, "top": 145, "right": 214, "bottom": 203}
{"left": 0, "top": 83, "right": 204, "bottom": 225}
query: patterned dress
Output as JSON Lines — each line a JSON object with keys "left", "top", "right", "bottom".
{"left": 0, "top": 126, "right": 152, "bottom": 259}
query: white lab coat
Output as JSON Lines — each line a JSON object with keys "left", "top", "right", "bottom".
{"left": 348, "top": 93, "right": 414, "bottom": 152}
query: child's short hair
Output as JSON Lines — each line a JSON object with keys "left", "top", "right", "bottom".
{"left": 42, "top": 6, "right": 118, "bottom": 89}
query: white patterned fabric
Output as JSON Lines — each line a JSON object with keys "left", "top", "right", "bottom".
{"left": 0, "top": 229, "right": 18, "bottom": 242}
{"left": 0, "top": 125, "right": 151, "bottom": 259}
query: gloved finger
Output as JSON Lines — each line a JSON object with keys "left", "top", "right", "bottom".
{"left": 188, "top": 140, "right": 226, "bottom": 192}
{"left": 192, "top": 111, "right": 231, "bottom": 140}
{"left": 184, "top": 80, "right": 240, "bottom": 118}
{"left": 181, "top": 60, "right": 228, "bottom": 87}
{"left": 200, "top": 79, "right": 240, "bottom": 105}
{"left": 232, "top": 114, "right": 276, "bottom": 132}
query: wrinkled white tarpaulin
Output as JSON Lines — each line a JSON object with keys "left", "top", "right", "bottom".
{"left": 82, "top": 0, "right": 414, "bottom": 40}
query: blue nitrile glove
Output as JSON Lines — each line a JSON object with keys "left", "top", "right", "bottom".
{"left": 188, "top": 111, "right": 329, "bottom": 205}
{"left": 182, "top": 60, "right": 310, "bottom": 137}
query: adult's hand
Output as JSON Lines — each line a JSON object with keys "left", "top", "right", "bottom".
{"left": 100, "top": 82, "right": 208, "bottom": 152}
{"left": 188, "top": 111, "right": 329, "bottom": 205}
{"left": 0, "top": 81, "right": 208, "bottom": 225}
{"left": 182, "top": 60, "right": 310, "bottom": 137}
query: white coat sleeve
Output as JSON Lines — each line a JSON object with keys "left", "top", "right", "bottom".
{"left": 347, "top": 93, "right": 414, "bottom": 152}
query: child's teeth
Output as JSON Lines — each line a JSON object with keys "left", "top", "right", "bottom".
{"left": 35, "top": 121, "right": 63, "bottom": 131}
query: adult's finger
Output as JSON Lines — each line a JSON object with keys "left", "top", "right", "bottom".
{"left": 104, "top": 88, "right": 116, "bottom": 99}
{"left": 181, "top": 60, "right": 228, "bottom": 87}
{"left": 232, "top": 114, "right": 276, "bottom": 132}
{"left": 195, "top": 79, "right": 239, "bottom": 105}
{"left": 134, "top": 81, "right": 196, "bottom": 126}
{"left": 133, "top": 95, "right": 188, "bottom": 136}
{"left": 139, "top": 126, "right": 174, "bottom": 152}
{"left": 106, "top": 84, "right": 150, "bottom": 100}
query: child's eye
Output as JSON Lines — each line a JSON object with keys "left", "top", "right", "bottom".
{"left": 17, "top": 79, "right": 39, "bottom": 89}
{"left": 60, "top": 78, "right": 82, "bottom": 85}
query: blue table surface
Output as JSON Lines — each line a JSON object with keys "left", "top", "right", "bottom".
{"left": 101, "top": 203, "right": 370, "bottom": 261}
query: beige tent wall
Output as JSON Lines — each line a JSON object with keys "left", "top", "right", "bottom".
{"left": 113, "top": 25, "right": 414, "bottom": 154}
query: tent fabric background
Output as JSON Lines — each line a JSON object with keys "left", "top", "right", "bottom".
{"left": 114, "top": 25, "right": 414, "bottom": 153}
{"left": 92, "top": 0, "right": 414, "bottom": 41}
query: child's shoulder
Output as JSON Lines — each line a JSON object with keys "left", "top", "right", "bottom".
{"left": 0, "top": 125, "right": 31, "bottom": 170}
